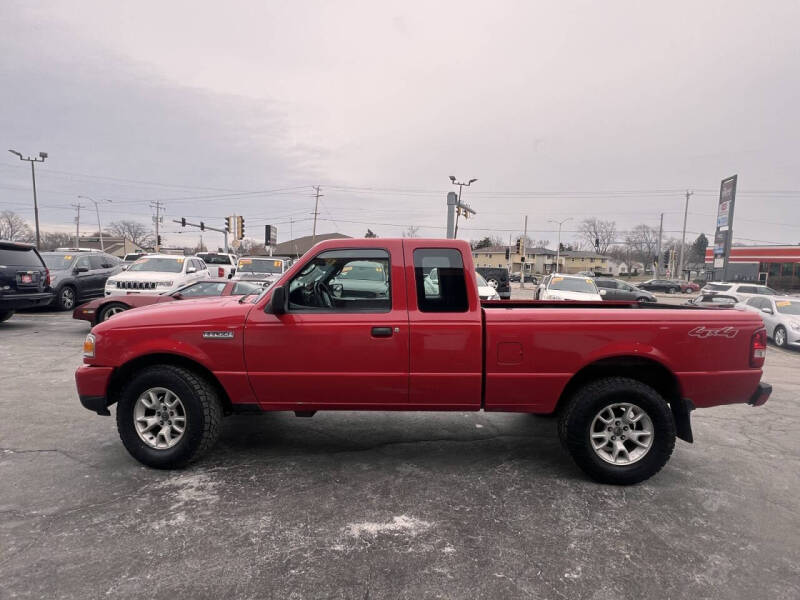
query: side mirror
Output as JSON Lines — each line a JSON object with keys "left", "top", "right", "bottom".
{"left": 266, "top": 285, "right": 287, "bottom": 315}
{"left": 75, "top": 266, "right": 89, "bottom": 273}
{"left": 762, "top": 307, "right": 773, "bottom": 315}
{"left": 187, "top": 267, "right": 197, "bottom": 274}
{"left": 172, "top": 292, "right": 183, "bottom": 300}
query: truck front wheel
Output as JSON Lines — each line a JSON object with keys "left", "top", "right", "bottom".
{"left": 116, "top": 365, "right": 222, "bottom": 469}
{"left": 558, "top": 377, "right": 676, "bottom": 485}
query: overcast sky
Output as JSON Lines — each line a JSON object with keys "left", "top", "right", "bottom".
{"left": 2, "top": 0, "right": 799, "bottom": 250}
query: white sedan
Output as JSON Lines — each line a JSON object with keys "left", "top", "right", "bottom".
{"left": 105, "top": 255, "right": 210, "bottom": 296}
{"left": 537, "top": 274, "right": 602, "bottom": 301}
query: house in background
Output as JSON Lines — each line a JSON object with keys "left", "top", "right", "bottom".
{"left": 264, "top": 233, "right": 352, "bottom": 258}
{"left": 607, "top": 258, "right": 645, "bottom": 277}
{"left": 75, "top": 236, "right": 145, "bottom": 258}
{"left": 558, "top": 250, "right": 610, "bottom": 274}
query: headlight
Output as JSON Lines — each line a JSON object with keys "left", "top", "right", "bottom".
{"left": 105, "top": 280, "right": 115, "bottom": 288}
{"left": 156, "top": 281, "right": 174, "bottom": 287}
{"left": 83, "top": 333, "right": 96, "bottom": 358}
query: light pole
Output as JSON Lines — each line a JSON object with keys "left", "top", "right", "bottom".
{"left": 449, "top": 176, "right": 477, "bottom": 238}
{"left": 78, "top": 195, "right": 111, "bottom": 251}
{"left": 8, "top": 149, "right": 47, "bottom": 248}
{"left": 548, "top": 217, "right": 572, "bottom": 273}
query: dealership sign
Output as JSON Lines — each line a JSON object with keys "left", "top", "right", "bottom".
{"left": 713, "top": 175, "right": 737, "bottom": 279}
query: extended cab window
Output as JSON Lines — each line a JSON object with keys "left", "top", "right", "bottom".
{"left": 414, "top": 248, "right": 468, "bottom": 312}
{"left": 288, "top": 248, "right": 390, "bottom": 312}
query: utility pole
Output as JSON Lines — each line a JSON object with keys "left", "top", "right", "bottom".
{"left": 678, "top": 189, "right": 693, "bottom": 280}
{"left": 520, "top": 215, "right": 528, "bottom": 288}
{"left": 548, "top": 217, "right": 573, "bottom": 274}
{"left": 150, "top": 201, "right": 165, "bottom": 252}
{"left": 656, "top": 212, "right": 664, "bottom": 278}
{"left": 8, "top": 149, "right": 47, "bottom": 248}
{"left": 78, "top": 195, "right": 110, "bottom": 251}
{"left": 312, "top": 186, "right": 322, "bottom": 244}
{"left": 71, "top": 202, "right": 84, "bottom": 248}
{"left": 449, "top": 176, "right": 477, "bottom": 238}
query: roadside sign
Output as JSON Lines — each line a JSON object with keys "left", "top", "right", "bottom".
{"left": 265, "top": 225, "right": 277, "bottom": 247}
{"left": 713, "top": 175, "right": 737, "bottom": 280}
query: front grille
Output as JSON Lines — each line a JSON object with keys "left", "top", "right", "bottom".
{"left": 115, "top": 280, "right": 157, "bottom": 290}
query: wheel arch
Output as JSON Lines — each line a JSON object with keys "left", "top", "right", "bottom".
{"left": 107, "top": 353, "right": 233, "bottom": 414}
{"left": 555, "top": 355, "right": 693, "bottom": 443}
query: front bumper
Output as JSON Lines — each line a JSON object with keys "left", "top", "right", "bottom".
{"left": 75, "top": 365, "right": 115, "bottom": 415}
{"left": 747, "top": 382, "right": 772, "bottom": 407}
{"left": 0, "top": 291, "right": 54, "bottom": 309}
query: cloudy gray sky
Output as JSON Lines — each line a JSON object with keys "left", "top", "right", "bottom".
{"left": 2, "top": 0, "right": 799, "bottom": 250}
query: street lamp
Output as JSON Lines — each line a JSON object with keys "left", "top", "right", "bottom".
{"left": 548, "top": 217, "right": 572, "bottom": 273}
{"left": 8, "top": 149, "right": 48, "bottom": 248}
{"left": 78, "top": 195, "right": 112, "bottom": 251}
{"left": 449, "top": 176, "right": 478, "bottom": 237}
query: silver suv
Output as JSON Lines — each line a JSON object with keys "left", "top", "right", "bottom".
{"left": 700, "top": 282, "right": 779, "bottom": 302}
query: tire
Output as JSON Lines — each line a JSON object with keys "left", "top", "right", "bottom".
{"left": 99, "top": 302, "right": 129, "bottom": 323}
{"left": 56, "top": 285, "right": 77, "bottom": 310}
{"left": 636, "top": 297, "right": 649, "bottom": 303}
{"left": 116, "top": 365, "right": 222, "bottom": 469}
{"left": 774, "top": 326, "right": 788, "bottom": 348}
{"left": 0, "top": 310, "right": 14, "bottom": 323}
{"left": 558, "top": 377, "right": 676, "bottom": 485}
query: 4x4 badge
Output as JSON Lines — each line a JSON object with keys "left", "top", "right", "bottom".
{"left": 688, "top": 326, "right": 738, "bottom": 339}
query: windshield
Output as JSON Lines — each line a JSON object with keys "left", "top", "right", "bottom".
{"left": 197, "top": 253, "right": 232, "bottom": 265}
{"left": 42, "top": 253, "right": 75, "bottom": 270}
{"left": 238, "top": 258, "right": 283, "bottom": 273}
{"left": 775, "top": 300, "right": 800, "bottom": 315}
{"left": 706, "top": 283, "right": 732, "bottom": 291}
{"left": 123, "top": 254, "right": 142, "bottom": 262}
{"left": 549, "top": 276, "right": 597, "bottom": 293}
{"left": 127, "top": 257, "right": 185, "bottom": 273}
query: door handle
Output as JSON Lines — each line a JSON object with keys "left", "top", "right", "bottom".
{"left": 371, "top": 326, "right": 393, "bottom": 338}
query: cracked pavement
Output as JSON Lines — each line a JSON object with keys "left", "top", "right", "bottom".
{"left": 1, "top": 309, "right": 799, "bottom": 599}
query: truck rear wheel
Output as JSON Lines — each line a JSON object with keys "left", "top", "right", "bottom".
{"left": 116, "top": 365, "right": 222, "bottom": 469}
{"left": 558, "top": 377, "right": 675, "bottom": 485}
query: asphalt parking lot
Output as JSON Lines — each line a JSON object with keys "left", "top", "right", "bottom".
{"left": 2, "top": 308, "right": 799, "bottom": 599}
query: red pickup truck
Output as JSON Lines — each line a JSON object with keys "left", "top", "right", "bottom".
{"left": 75, "top": 238, "right": 771, "bottom": 484}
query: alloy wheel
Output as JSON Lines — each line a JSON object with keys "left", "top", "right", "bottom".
{"left": 590, "top": 402, "right": 654, "bottom": 465}
{"left": 133, "top": 387, "right": 187, "bottom": 450}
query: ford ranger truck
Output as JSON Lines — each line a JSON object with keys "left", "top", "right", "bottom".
{"left": 76, "top": 239, "right": 772, "bottom": 485}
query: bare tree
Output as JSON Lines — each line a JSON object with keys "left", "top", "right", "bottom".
{"left": 624, "top": 224, "right": 659, "bottom": 264}
{"left": 108, "top": 219, "right": 155, "bottom": 247}
{"left": 578, "top": 218, "right": 617, "bottom": 255}
{"left": 0, "top": 211, "right": 34, "bottom": 242}
{"left": 403, "top": 225, "right": 420, "bottom": 238}
{"left": 39, "top": 231, "right": 74, "bottom": 251}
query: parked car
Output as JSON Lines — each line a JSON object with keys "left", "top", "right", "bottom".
{"left": 104, "top": 255, "right": 210, "bottom": 297}
{"left": 329, "top": 260, "right": 389, "bottom": 299}
{"left": 76, "top": 237, "right": 772, "bottom": 485}
{"left": 475, "top": 271, "right": 501, "bottom": 300}
{"left": 679, "top": 281, "right": 701, "bottom": 293}
{"left": 196, "top": 252, "right": 238, "bottom": 279}
{"left": 637, "top": 279, "right": 682, "bottom": 294}
{"left": 0, "top": 240, "right": 53, "bottom": 322}
{"left": 537, "top": 274, "right": 602, "bottom": 301}
{"left": 121, "top": 252, "right": 145, "bottom": 268}
{"left": 700, "top": 282, "right": 780, "bottom": 302}
{"left": 509, "top": 272, "right": 521, "bottom": 282}
{"left": 41, "top": 251, "right": 122, "bottom": 310}
{"left": 685, "top": 293, "right": 740, "bottom": 308}
{"left": 595, "top": 278, "right": 656, "bottom": 303}
{"left": 476, "top": 267, "right": 511, "bottom": 299}
{"left": 741, "top": 296, "right": 800, "bottom": 348}
{"left": 74, "top": 278, "right": 261, "bottom": 325}
{"left": 232, "top": 256, "right": 289, "bottom": 287}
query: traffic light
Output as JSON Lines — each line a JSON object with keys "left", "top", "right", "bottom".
{"left": 240, "top": 216, "right": 245, "bottom": 239}
{"left": 515, "top": 238, "right": 523, "bottom": 254}
{"left": 662, "top": 252, "right": 669, "bottom": 268}
{"left": 225, "top": 216, "right": 234, "bottom": 234}
{"left": 505, "top": 247, "right": 510, "bottom": 260}
{"left": 157, "top": 235, "right": 162, "bottom": 246}
{"left": 594, "top": 237, "right": 600, "bottom": 253}
{"left": 181, "top": 218, "right": 186, "bottom": 227}
{"left": 200, "top": 221, "right": 205, "bottom": 231}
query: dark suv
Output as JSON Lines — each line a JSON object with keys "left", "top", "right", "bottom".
{"left": 0, "top": 241, "right": 53, "bottom": 322}
{"left": 476, "top": 267, "right": 511, "bottom": 299}
{"left": 41, "top": 251, "right": 123, "bottom": 310}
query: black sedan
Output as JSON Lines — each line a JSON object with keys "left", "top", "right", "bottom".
{"left": 636, "top": 279, "right": 682, "bottom": 294}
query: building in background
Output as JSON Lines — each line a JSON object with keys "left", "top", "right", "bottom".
{"left": 559, "top": 250, "right": 610, "bottom": 275}
{"left": 269, "top": 233, "right": 351, "bottom": 258}
{"left": 471, "top": 245, "right": 558, "bottom": 275}
{"left": 74, "top": 236, "right": 145, "bottom": 258}
{"left": 704, "top": 246, "right": 800, "bottom": 292}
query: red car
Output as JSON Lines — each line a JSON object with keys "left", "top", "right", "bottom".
{"left": 73, "top": 278, "right": 261, "bottom": 326}
{"left": 76, "top": 238, "right": 770, "bottom": 484}
{"left": 679, "top": 281, "right": 701, "bottom": 293}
